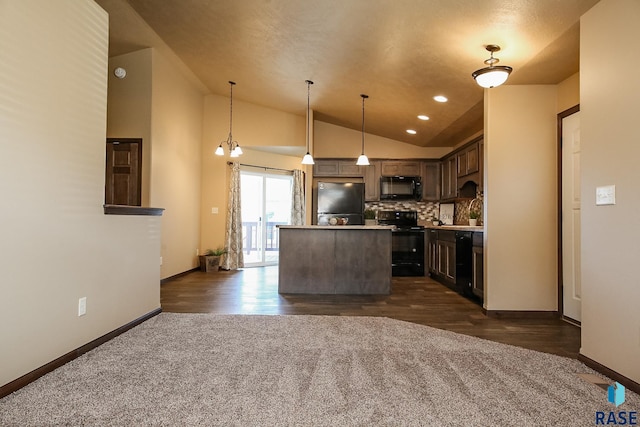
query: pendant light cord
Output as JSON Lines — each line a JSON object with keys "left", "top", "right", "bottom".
{"left": 228, "top": 81, "right": 235, "bottom": 141}
{"left": 306, "top": 80, "right": 313, "bottom": 152}
{"left": 361, "top": 94, "right": 368, "bottom": 155}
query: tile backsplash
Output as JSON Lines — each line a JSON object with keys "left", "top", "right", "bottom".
{"left": 365, "top": 197, "right": 483, "bottom": 225}
{"left": 365, "top": 201, "right": 439, "bottom": 221}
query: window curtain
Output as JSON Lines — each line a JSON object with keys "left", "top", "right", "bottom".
{"left": 222, "top": 162, "right": 244, "bottom": 270}
{"left": 291, "top": 169, "right": 305, "bottom": 225}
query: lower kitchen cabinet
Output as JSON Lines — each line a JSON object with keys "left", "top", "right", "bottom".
{"left": 427, "top": 228, "right": 482, "bottom": 304}
{"left": 472, "top": 232, "right": 484, "bottom": 300}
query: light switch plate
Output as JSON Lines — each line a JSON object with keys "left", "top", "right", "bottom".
{"left": 596, "top": 185, "right": 616, "bottom": 206}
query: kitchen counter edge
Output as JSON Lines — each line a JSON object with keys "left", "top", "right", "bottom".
{"left": 277, "top": 225, "right": 395, "bottom": 230}
{"left": 425, "top": 225, "right": 484, "bottom": 232}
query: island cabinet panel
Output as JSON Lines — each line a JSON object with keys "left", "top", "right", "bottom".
{"left": 334, "top": 230, "right": 391, "bottom": 293}
{"left": 278, "top": 226, "right": 392, "bottom": 294}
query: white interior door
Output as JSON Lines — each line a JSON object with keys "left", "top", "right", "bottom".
{"left": 562, "top": 111, "right": 581, "bottom": 322}
{"left": 240, "top": 170, "right": 292, "bottom": 266}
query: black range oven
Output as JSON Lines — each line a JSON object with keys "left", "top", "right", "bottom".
{"left": 377, "top": 210, "right": 425, "bottom": 277}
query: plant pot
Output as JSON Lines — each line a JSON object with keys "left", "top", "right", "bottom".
{"left": 469, "top": 218, "right": 478, "bottom": 226}
{"left": 364, "top": 219, "right": 377, "bottom": 226}
{"left": 199, "top": 255, "right": 221, "bottom": 272}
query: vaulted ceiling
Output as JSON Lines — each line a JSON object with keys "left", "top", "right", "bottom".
{"left": 97, "top": 0, "right": 599, "bottom": 147}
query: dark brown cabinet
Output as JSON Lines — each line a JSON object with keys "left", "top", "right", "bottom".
{"left": 380, "top": 161, "right": 422, "bottom": 177}
{"left": 313, "top": 159, "right": 363, "bottom": 177}
{"left": 472, "top": 232, "right": 484, "bottom": 300}
{"left": 440, "top": 155, "right": 457, "bottom": 200}
{"left": 364, "top": 160, "right": 381, "bottom": 201}
{"left": 428, "top": 229, "right": 456, "bottom": 288}
{"left": 421, "top": 161, "right": 440, "bottom": 201}
{"left": 457, "top": 143, "right": 479, "bottom": 178}
{"left": 427, "top": 229, "right": 438, "bottom": 276}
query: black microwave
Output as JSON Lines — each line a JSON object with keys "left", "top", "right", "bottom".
{"left": 380, "top": 176, "right": 422, "bottom": 200}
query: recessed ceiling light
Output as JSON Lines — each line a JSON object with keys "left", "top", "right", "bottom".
{"left": 417, "top": 115, "right": 429, "bottom": 121}
{"left": 406, "top": 129, "right": 417, "bottom": 135}
{"left": 433, "top": 95, "right": 448, "bottom": 103}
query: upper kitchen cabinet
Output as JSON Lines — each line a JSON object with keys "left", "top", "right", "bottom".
{"left": 380, "top": 161, "right": 422, "bottom": 177}
{"left": 364, "top": 160, "right": 381, "bottom": 201}
{"left": 421, "top": 161, "right": 440, "bottom": 201}
{"left": 440, "top": 155, "right": 457, "bottom": 200}
{"left": 313, "top": 159, "right": 363, "bottom": 177}
{"left": 440, "top": 136, "right": 483, "bottom": 201}
{"left": 457, "top": 143, "right": 479, "bottom": 178}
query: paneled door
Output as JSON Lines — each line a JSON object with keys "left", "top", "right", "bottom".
{"left": 562, "top": 111, "right": 581, "bottom": 323}
{"left": 240, "top": 170, "right": 293, "bottom": 266}
{"left": 105, "top": 138, "right": 142, "bottom": 206}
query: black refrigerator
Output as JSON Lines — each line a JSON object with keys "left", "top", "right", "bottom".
{"left": 317, "top": 182, "right": 365, "bottom": 225}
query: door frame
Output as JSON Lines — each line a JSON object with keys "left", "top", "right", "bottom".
{"left": 556, "top": 104, "right": 580, "bottom": 324}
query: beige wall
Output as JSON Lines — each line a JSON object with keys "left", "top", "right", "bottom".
{"left": 484, "top": 86, "right": 558, "bottom": 311}
{"left": 107, "top": 49, "right": 152, "bottom": 206}
{"left": 150, "top": 50, "right": 204, "bottom": 278}
{"left": 0, "top": 0, "right": 161, "bottom": 387}
{"left": 557, "top": 72, "right": 580, "bottom": 112}
{"left": 315, "top": 121, "right": 452, "bottom": 159}
{"left": 107, "top": 48, "right": 204, "bottom": 279}
{"left": 580, "top": 0, "right": 640, "bottom": 383}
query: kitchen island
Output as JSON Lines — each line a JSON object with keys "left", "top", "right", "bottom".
{"left": 278, "top": 225, "right": 393, "bottom": 294}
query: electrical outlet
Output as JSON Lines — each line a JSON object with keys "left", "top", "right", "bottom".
{"left": 160, "top": 256, "right": 163, "bottom": 265}
{"left": 196, "top": 248, "right": 199, "bottom": 256}
{"left": 78, "top": 297, "right": 87, "bottom": 317}
{"left": 211, "top": 207, "right": 219, "bottom": 214}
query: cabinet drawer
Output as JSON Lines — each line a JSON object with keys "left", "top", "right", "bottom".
{"left": 438, "top": 230, "right": 455, "bottom": 242}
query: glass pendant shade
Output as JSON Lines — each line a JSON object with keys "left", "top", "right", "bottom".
{"left": 472, "top": 66, "right": 512, "bottom": 88}
{"left": 356, "top": 154, "right": 370, "bottom": 166}
{"left": 301, "top": 152, "right": 314, "bottom": 165}
{"left": 215, "top": 145, "right": 224, "bottom": 156}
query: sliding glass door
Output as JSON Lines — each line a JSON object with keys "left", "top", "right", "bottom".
{"left": 240, "top": 170, "right": 292, "bottom": 266}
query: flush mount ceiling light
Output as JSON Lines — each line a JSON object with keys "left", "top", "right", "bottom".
{"left": 472, "top": 44, "right": 513, "bottom": 88}
{"left": 417, "top": 115, "right": 429, "bottom": 121}
{"left": 215, "top": 81, "right": 243, "bottom": 157}
{"left": 433, "top": 95, "right": 448, "bottom": 103}
{"left": 406, "top": 129, "right": 417, "bottom": 135}
{"left": 356, "top": 94, "right": 370, "bottom": 166}
{"left": 301, "top": 80, "right": 315, "bottom": 165}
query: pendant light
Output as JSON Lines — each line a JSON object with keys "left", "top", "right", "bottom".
{"left": 215, "top": 81, "right": 242, "bottom": 157}
{"left": 301, "top": 80, "right": 315, "bottom": 165}
{"left": 356, "top": 94, "right": 370, "bottom": 166}
{"left": 472, "top": 45, "right": 513, "bottom": 88}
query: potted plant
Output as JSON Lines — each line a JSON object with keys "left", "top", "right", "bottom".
{"left": 364, "top": 209, "right": 377, "bottom": 226}
{"left": 469, "top": 211, "right": 481, "bottom": 226}
{"left": 199, "top": 247, "right": 227, "bottom": 272}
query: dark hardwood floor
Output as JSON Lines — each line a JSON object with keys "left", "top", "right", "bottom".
{"left": 161, "top": 266, "right": 581, "bottom": 359}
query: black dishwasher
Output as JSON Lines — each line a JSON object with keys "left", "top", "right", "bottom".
{"left": 455, "top": 231, "right": 473, "bottom": 296}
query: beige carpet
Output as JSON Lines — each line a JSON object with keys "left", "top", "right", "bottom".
{"left": 0, "top": 313, "right": 638, "bottom": 426}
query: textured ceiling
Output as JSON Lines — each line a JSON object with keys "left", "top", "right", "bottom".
{"left": 97, "top": 0, "right": 600, "bottom": 147}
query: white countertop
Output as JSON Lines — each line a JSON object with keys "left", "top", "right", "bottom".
{"left": 278, "top": 225, "right": 395, "bottom": 230}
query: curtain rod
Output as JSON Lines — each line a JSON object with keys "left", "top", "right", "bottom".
{"left": 227, "top": 161, "right": 295, "bottom": 173}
